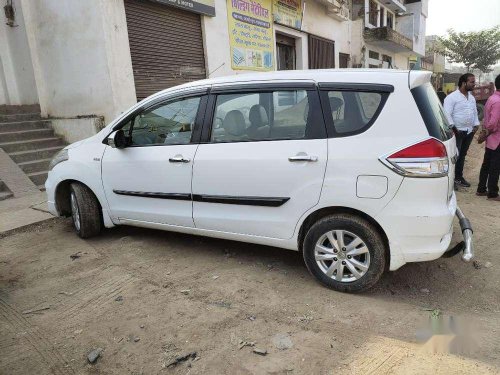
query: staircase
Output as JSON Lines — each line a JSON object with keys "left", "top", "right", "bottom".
{"left": 0, "top": 107, "right": 66, "bottom": 192}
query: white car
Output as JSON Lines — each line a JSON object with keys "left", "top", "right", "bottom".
{"left": 46, "top": 69, "right": 474, "bottom": 292}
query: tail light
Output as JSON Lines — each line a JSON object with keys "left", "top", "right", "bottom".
{"left": 380, "top": 138, "right": 449, "bottom": 177}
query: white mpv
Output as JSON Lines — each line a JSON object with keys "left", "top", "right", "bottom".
{"left": 46, "top": 70, "right": 474, "bottom": 292}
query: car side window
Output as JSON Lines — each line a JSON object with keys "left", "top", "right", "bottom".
{"left": 272, "top": 91, "right": 309, "bottom": 139}
{"left": 211, "top": 93, "right": 261, "bottom": 142}
{"left": 210, "top": 90, "right": 325, "bottom": 143}
{"left": 325, "top": 91, "right": 383, "bottom": 135}
{"left": 128, "top": 96, "right": 201, "bottom": 146}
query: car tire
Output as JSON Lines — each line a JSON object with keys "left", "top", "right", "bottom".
{"left": 303, "top": 214, "right": 386, "bottom": 293}
{"left": 70, "top": 182, "right": 102, "bottom": 239}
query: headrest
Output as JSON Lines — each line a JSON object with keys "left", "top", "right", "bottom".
{"left": 223, "top": 110, "right": 246, "bottom": 136}
{"left": 329, "top": 97, "right": 344, "bottom": 112}
{"left": 249, "top": 105, "right": 268, "bottom": 127}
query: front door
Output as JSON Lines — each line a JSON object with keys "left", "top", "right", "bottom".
{"left": 276, "top": 34, "right": 296, "bottom": 71}
{"left": 101, "top": 94, "right": 206, "bottom": 227}
{"left": 192, "top": 84, "right": 328, "bottom": 239}
{"left": 339, "top": 53, "right": 350, "bottom": 68}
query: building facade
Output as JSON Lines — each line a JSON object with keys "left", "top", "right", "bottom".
{"left": 0, "top": 0, "right": 427, "bottom": 142}
{"left": 422, "top": 35, "right": 446, "bottom": 90}
{"left": 351, "top": 0, "right": 427, "bottom": 70}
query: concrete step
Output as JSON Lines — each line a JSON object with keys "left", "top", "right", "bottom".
{"left": 0, "top": 113, "right": 42, "bottom": 123}
{"left": 0, "top": 120, "right": 50, "bottom": 132}
{"left": 0, "top": 191, "right": 13, "bottom": 201}
{"left": 17, "top": 158, "right": 52, "bottom": 174}
{"left": 27, "top": 171, "right": 48, "bottom": 186}
{"left": 8, "top": 146, "right": 64, "bottom": 163}
{"left": 0, "top": 104, "right": 40, "bottom": 115}
{"left": 0, "top": 128, "right": 55, "bottom": 142}
{"left": 0, "top": 137, "right": 64, "bottom": 153}
{"left": 0, "top": 180, "right": 13, "bottom": 201}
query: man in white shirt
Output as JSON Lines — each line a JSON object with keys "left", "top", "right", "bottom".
{"left": 443, "top": 73, "right": 480, "bottom": 187}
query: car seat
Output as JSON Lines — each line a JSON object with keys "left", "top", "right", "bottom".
{"left": 222, "top": 110, "right": 247, "bottom": 141}
{"left": 248, "top": 105, "right": 270, "bottom": 140}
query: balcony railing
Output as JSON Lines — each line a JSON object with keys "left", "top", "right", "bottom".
{"left": 363, "top": 26, "right": 413, "bottom": 53}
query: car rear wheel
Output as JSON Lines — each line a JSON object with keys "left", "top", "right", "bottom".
{"left": 70, "top": 183, "right": 102, "bottom": 238}
{"left": 303, "top": 214, "right": 386, "bottom": 293}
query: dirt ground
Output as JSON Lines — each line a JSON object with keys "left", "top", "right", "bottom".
{"left": 1, "top": 141, "right": 499, "bottom": 375}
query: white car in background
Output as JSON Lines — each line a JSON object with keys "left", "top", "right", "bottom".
{"left": 46, "top": 69, "right": 474, "bottom": 292}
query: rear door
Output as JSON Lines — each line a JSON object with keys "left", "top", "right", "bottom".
{"left": 191, "top": 82, "right": 328, "bottom": 239}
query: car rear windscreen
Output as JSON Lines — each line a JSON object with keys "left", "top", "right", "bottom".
{"left": 411, "top": 83, "right": 453, "bottom": 141}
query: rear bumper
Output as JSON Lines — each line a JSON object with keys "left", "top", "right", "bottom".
{"left": 378, "top": 177, "right": 457, "bottom": 270}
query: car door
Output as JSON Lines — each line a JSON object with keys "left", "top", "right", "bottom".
{"left": 191, "top": 83, "right": 328, "bottom": 239}
{"left": 101, "top": 91, "right": 207, "bottom": 227}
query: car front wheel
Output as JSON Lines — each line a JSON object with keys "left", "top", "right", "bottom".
{"left": 303, "top": 214, "right": 386, "bottom": 293}
{"left": 70, "top": 182, "right": 102, "bottom": 238}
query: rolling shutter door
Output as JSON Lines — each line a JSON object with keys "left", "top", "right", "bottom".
{"left": 308, "top": 35, "right": 335, "bottom": 69}
{"left": 124, "top": 0, "right": 207, "bottom": 101}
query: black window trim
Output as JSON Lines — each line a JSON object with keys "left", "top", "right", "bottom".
{"left": 200, "top": 85, "right": 327, "bottom": 144}
{"left": 102, "top": 88, "right": 209, "bottom": 146}
{"left": 210, "top": 81, "right": 316, "bottom": 94}
{"left": 318, "top": 87, "right": 390, "bottom": 138}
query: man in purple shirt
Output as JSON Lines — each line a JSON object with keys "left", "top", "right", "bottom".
{"left": 477, "top": 75, "right": 500, "bottom": 201}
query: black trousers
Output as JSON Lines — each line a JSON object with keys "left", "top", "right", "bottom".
{"left": 478, "top": 145, "right": 500, "bottom": 198}
{"left": 455, "top": 130, "right": 474, "bottom": 179}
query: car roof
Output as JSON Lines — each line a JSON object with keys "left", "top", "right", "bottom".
{"left": 173, "top": 69, "right": 409, "bottom": 89}
{"left": 140, "top": 69, "right": 431, "bottom": 104}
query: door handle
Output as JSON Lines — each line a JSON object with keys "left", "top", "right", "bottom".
{"left": 288, "top": 154, "right": 318, "bottom": 162}
{"left": 169, "top": 155, "right": 191, "bottom": 163}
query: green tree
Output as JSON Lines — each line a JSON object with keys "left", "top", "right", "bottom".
{"left": 438, "top": 27, "right": 500, "bottom": 73}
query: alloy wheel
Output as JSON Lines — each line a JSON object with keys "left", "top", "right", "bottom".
{"left": 314, "top": 230, "right": 371, "bottom": 283}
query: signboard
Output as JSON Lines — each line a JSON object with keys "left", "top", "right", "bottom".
{"left": 227, "top": 0, "right": 274, "bottom": 71}
{"left": 272, "top": 0, "right": 302, "bottom": 30}
{"left": 155, "top": 0, "right": 215, "bottom": 17}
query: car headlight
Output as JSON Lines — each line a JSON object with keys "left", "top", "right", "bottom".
{"left": 49, "top": 149, "right": 69, "bottom": 170}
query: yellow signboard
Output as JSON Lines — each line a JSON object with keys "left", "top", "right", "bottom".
{"left": 227, "top": 0, "right": 274, "bottom": 71}
{"left": 273, "top": 0, "right": 302, "bottom": 29}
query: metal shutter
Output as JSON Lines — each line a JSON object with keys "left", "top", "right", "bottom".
{"left": 308, "top": 35, "right": 335, "bottom": 69}
{"left": 124, "top": 0, "right": 206, "bottom": 101}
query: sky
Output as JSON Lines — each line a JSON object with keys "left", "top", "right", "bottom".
{"left": 426, "top": 0, "right": 500, "bottom": 37}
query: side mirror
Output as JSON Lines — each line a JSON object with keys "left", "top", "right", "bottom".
{"left": 108, "top": 130, "right": 127, "bottom": 149}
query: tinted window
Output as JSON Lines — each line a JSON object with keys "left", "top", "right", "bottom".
{"left": 127, "top": 96, "right": 201, "bottom": 146}
{"left": 411, "top": 83, "right": 453, "bottom": 141}
{"left": 325, "top": 91, "right": 384, "bottom": 135}
{"left": 211, "top": 90, "right": 325, "bottom": 143}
